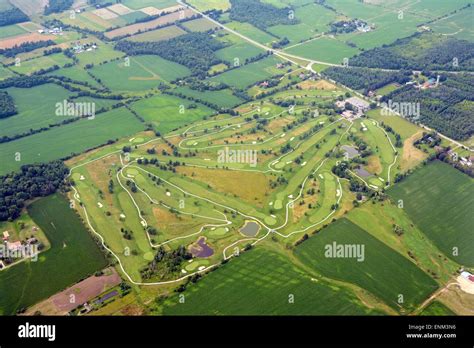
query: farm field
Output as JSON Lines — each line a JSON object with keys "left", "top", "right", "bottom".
{"left": 211, "top": 55, "right": 284, "bottom": 89}
{"left": 295, "top": 218, "right": 439, "bottom": 312}
{"left": 9, "top": 53, "right": 72, "bottom": 75}
{"left": 0, "top": 194, "right": 107, "bottom": 315}
{"left": 215, "top": 40, "right": 264, "bottom": 65}
{"left": 128, "top": 25, "right": 186, "bottom": 42}
{"left": 162, "top": 248, "right": 385, "bottom": 315}
{"left": 89, "top": 55, "right": 190, "bottom": 92}
{"left": 0, "top": 24, "right": 27, "bottom": 39}
{"left": 0, "top": 108, "right": 144, "bottom": 175}
{"left": 122, "top": 0, "right": 178, "bottom": 10}
{"left": 182, "top": 17, "right": 220, "bottom": 32}
{"left": 173, "top": 87, "right": 244, "bottom": 109}
{"left": 285, "top": 37, "right": 360, "bottom": 64}
{"left": 186, "top": 0, "right": 231, "bottom": 12}
{"left": 129, "top": 94, "right": 214, "bottom": 133}
{"left": 388, "top": 161, "right": 474, "bottom": 267}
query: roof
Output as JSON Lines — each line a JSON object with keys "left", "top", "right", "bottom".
{"left": 346, "top": 97, "right": 370, "bottom": 109}
{"left": 3, "top": 231, "right": 9, "bottom": 238}
{"left": 7, "top": 241, "right": 22, "bottom": 251}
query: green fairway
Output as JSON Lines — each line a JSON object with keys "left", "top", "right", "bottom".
{"left": 0, "top": 194, "right": 107, "bottom": 315}
{"left": 388, "top": 161, "right": 474, "bottom": 267}
{"left": 0, "top": 108, "right": 144, "bottom": 175}
{"left": 162, "top": 248, "right": 384, "bottom": 315}
{"left": 295, "top": 218, "right": 438, "bottom": 312}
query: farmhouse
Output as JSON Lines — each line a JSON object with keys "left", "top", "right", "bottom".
{"left": 2, "top": 231, "right": 9, "bottom": 241}
{"left": 6, "top": 241, "right": 22, "bottom": 252}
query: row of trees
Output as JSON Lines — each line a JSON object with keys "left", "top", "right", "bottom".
{"left": 324, "top": 67, "right": 411, "bottom": 94}
{"left": 44, "top": 0, "right": 74, "bottom": 15}
{"left": 0, "top": 40, "right": 55, "bottom": 58}
{"left": 0, "top": 7, "right": 29, "bottom": 27}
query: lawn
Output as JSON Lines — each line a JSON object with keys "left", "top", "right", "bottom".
{"left": 285, "top": 37, "right": 360, "bottom": 64}
{"left": 295, "top": 218, "right": 438, "bottom": 312}
{"left": 129, "top": 94, "right": 214, "bottom": 134}
{"left": 0, "top": 194, "right": 108, "bottom": 315}
{"left": 0, "top": 107, "right": 144, "bottom": 175}
{"left": 162, "top": 248, "right": 384, "bottom": 315}
{"left": 388, "top": 161, "right": 474, "bottom": 267}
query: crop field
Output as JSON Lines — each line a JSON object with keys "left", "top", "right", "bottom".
{"left": 0, "top": 65, "right": 14, "bottom": 80}
{"left": 215, "top": 40, "right": 264, "bottom": 65}
{"left": 430, "top": 6, "right": 474, "bottom": 42}
{"left": 0, "top": 83, "right": 73, "bottom": 137}
{"left": 268, "top": 3, "right": 336, "bottom": 44}
{"left": 89, "top": 55, "right": 190, "bottom": 92}
{"left": 9, "top": 53, "right": 72, "bottom": 75}
{"left": 0, "top": 32, "right": 54, "bottom": 49}
{"left": 295, "top": 218, "right": 438, "bottom": 312}
{"left": 420, "top": 301, "right": 455, "bottom": 316}
{"left": 76, "top": 43, "right": 125, "bottom": 67}
{"left": 0, "top": 108, "right": 144, "bottom": 175}
{"left": 388, "top": 161, "right": 474, "bottom": 267}
{"left": 162, "top": 248, "right": 384, "bottom": 315}
{"left": 48, "top": 66, "right": 102, "bottom": 87}
{"left": 225, "top": 21, "right": 278, "bottom": 46}
{"left": 128, "top": 25, "right": 186, "bottom": 42}
{"left": 182, "top": 18, "right": 220, "bottom": 32}
{"left": 0, "top": 24, "right": 27, "bottom": 39}
{"left": 286, "top": 37, "right": 360, "bottom": 64}
{"left": 187, "top": 0, "right": 231, "bottom": 12}
{"left": 173, "top": 87, "right": 244, "bottom": 109}
{"left": 211, "top": 56, "right": 284, "bottom": 89}
{"left": 104, "top": 9, "right": 194, "bottom": 39}
{"left": 0, "top": 194, "right": 107, "bottom": 315}
{"left": 122, "top": 0, "right": 178, "bottom": 10}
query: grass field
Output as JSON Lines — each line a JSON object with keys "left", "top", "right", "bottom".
{"left": 48, "top": 66, "right": 102, "bottom": 87}
{"left": 162, "top": 248, "right": 384, "bottom": 315}
{"left": 430, "top": 6, "right": 474, "bottom": 42}
{"left": 211, "top": 56, "right": 283, "bottom": 89}
{"left": 388, "top": 161, "right": 474, "bottom": 267}
{"left": 226, "top": 21, "right": 277, "bottom": 45}
{"left": 90, "top": 55, "right": 190, "bottom": 92}
{"left": 295, "top": 218, "right": 438, "bottom": 312}
{"left": 0, "top": 194, "right": 107, "bottom": 315}
{"left": 174, "top": 87, "right": 244, "bottom": 109}
{"left": 0, "top": 108, "right": 144, "bottom": 175}
{"left": 286, "top": 37, "right": 360, "bottom": 64}
{"left": 130, "top": 94, "right": 214, "bottom": 133}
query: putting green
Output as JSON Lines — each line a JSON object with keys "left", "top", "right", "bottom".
{"left": 143, "top": 251, "right": 154, "bottom": 261}
{"left": 133, "top": 137, "right": 144, "bottom": 143}
{"left": 264, "top": 216, "right": 276, "bottom": 225}
{"left": 274, "top": 200, "right": 283, "bottom": 210}
{"left": 126, "top": 168, "right": 139, "bottom": 176}
{"left": 185, "top": 260, "right": 209, "bottom": 272}
{"left": 209, "top": 227, "right": 228, "bottom": 237}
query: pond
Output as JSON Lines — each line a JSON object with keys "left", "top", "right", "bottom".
{"left": 239, "top": 221, "right": 260, "bottom": 237}
{"left": 189, "top": 237, "right": 214, "bottom": 258}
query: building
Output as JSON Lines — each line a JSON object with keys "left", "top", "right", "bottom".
{"left": 6, "top": 241, "right": 22, "bottom": 252}
{"left": 2, "top": 231, "right": 9, "bottom": 241}
{"left": 345, "top": 97, "right": 370, "bottom": 115}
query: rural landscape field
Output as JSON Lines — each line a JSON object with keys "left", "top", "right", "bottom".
{"left": 0, "top": 0, "right": 473, "bottom": 333}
